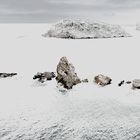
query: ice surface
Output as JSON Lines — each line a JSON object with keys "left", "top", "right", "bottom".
{"left": 0, "top": 24, "right": 140, "bottom": 140}
{"left": 44, "top": 19, "right": 131, "bottom": 39}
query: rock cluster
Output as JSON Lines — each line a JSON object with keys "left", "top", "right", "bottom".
{"left": 33, "top": 72, "right": 56, "bottom": 83}
{"left": 0, "top": 73, "right": 17, "bottom": 78}
{"left": 118, "top": 80, "right": 132, "bottom": 87}
{"left": 1, "top": 58, "right": 140, "bottom": 91}
{"left": 94, "top": 74, "right": 112, "bottom": 86}
{"left": 44, "top": 19, "right": 131, "bottom": 39}
{"left": 56, "top": 57, "right": 81, "bottom": 89}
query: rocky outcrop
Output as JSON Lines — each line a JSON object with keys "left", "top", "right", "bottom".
{"left": 0, "top": 73, "right": 17, "bottom": 78}
{"left": 56, "top": 57, "right": 81, "bottom": 89}
{"left": 132, "top": 79, "right": 140, "bottom": 89}
{"left": 94, "top": 74, "right": 112, "bottom": 86}
{"left": 33, "top": 72, "right": 56, "bottom": 83}
{"left": 44, "top": 19, "right": 131, "bottom": 39}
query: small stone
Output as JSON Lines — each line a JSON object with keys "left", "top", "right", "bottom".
{"left": 33, "top": 72, "right": 55, "bottom": 83}
{"left": 0, "top": 73, "right": 17, "bottom": 78}
{"left": 118, "top": 80, "right": 125, "bottom": 87}
{"left": 82, "top": 79, "right": 89, "bottom": 83}
{"left": 94, "top": 74, "right": 112, "bottom": 86}
{"left": 126, "top": 81, "right": 131, "bottom": 84}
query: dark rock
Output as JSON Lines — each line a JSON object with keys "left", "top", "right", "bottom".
{"left": 33, "top": 72, "right": 56, "bottom": 83}
{"left": 126, "top": 81, "right": 131, "bottom": 84}
{"left": 94, "top": 74, "right": 112, "bottom": 86}
{"left": 0, "top": 73, "right": 17, "bottom": 78}
{"left": 118, "top": 80, "right": 125, "bottom": 87}
{"left": 82, "top": 79, "right": 89, "bottom": 83}
{"left": 132, "top": 79, "right": 140, "bottom": 89}
{"left": 56, "top": 57, "right": 81, "bottom": 89}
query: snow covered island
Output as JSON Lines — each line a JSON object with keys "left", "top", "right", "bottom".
{"left": 43, "top": 19, "right": 131, "bottom": 39}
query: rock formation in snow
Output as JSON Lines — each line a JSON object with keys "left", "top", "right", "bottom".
{"left": 94, "top": 74, "right": 112, "bottom": 86}
{"left": 33, "top": 72, "right": 56, "bottom": 83}
{"left": 56, "top": 57, "right": 81, "bottom": 89}
{"left": 0, "top": 73, "right": 17, "bottom": 78}
{"left": 44, "top": 19, "right": 131, "bottom": 39}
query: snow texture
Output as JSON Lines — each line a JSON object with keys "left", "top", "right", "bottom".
{"left": 0, "top": 24, "right": 139, "bottom": 140}
{"left": 44, "top": 19, "right": 131, "bottom": 39}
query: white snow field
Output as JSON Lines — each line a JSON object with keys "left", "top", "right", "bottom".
{"left": 0, "top": 23, "right": 140, "bottom": 140}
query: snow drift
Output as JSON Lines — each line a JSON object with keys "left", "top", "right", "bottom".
{"left": 44, "top": 19, "right": 131, "bottom": 39}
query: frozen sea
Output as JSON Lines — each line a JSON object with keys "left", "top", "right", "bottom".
{"left": 0, "top": 24, "right": 140, "bottom": 140}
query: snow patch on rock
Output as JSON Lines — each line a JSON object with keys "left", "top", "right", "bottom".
{"left": 44, "top": 19, "right": 131, "bottom": 39}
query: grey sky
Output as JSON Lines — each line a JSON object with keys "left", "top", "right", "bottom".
{"left": 0, "top": 0, "right": 140, "bottom": 23}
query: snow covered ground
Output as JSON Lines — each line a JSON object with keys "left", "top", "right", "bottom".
{"left": 0, "top": 23, "right": 140, "bottom": 139}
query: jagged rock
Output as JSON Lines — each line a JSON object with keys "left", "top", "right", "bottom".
{"left": 0, "top": 73, "right": 17, "bottom": 78}
{"left": 132, "top": 79, "right": 140, "bottom": 89}
{"left": 118, "top": 80, "right": 125, "bottom": 87}
{"left": 126, "top": 81, "right": 131, "bottom": 84}
{"left": 56, "top": 57, "right": 81, "bottom": 89}
{"left": 33, "top": 72, "right": 56, "bottom": 83}
{"left": 82, "top": 79, "right": 89, "bottom": 83}
{"left": 44, "top": 19, "right": 131, "bottom": 39}
{"left": 94, "top": 74, "right": 112, "bottom": 86}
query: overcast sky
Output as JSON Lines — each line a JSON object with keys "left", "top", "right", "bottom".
{"left": 0, "top": 0, "right": 140, "bottom": 23}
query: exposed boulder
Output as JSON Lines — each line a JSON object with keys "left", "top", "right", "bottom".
{"left": 0, "top": 73, "right": 17, "bottom": 78}
{"left": 82, "top": 79, "right": 89, "bottom": 83}
{"left": 94, "top": 74, "right": 112, "bottom": 86}
{"left": 33, "top": 72, "right": 56, "bottom": 83}
{"left": 118, "top": 80, "right": 125, "bottom": 87}
{"left": 44, "top": 19, "right": 131, "bottom": 39}
{"left": 56, "top": 57, "right": 81, "bottom": 89}
{"left": 132, "top": 79, "right": 140, "bottom": 89}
